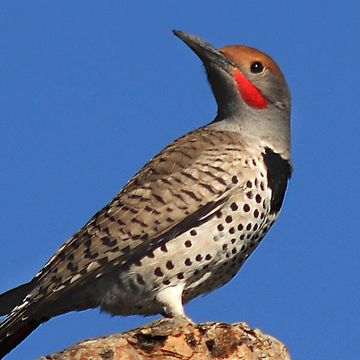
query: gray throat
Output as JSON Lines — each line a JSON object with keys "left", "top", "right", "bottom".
{"left": 208, "top": 109, "right": 291, "bottom": 161}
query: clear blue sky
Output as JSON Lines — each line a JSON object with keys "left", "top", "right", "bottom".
{"left": 0, "top": 1, "right": 359, "bottom": 359}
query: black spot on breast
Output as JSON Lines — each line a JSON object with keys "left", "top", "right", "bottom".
{"left": 263, "top": 148, "right": 292, "bottom": 214}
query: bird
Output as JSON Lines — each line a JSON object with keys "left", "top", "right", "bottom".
{"left": 0, "top": 30, "right": 292, "bottom": 357}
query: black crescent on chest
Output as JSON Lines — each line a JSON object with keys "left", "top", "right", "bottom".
{"left": 262, "top": 147, "right": 292, "bottom": 214}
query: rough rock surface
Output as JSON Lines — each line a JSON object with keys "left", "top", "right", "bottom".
{"left": 41, "top": 320, "right": 291, "bottom": 360}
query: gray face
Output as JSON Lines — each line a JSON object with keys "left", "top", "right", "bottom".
{"left": 174, "top": 31, "right": 292, "bottom": 159}
{"left": 242, "top": 66, "right": 291, "bottom": 113}
{"left": 207, "top": 63, "right": 292, "bottom": 160}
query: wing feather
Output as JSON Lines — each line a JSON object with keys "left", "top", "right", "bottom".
{"left": 28, "top": 129, "right": 248, "bottom": 304}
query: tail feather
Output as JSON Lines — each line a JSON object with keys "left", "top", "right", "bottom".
{"left": 0, "top": 282, "right": 34, "bottom": 316}
{"left": 0, "top": 305, "right": 45, "bottom": 358}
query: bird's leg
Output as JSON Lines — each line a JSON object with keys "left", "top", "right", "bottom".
{"left": 156, "top": 284, "right": 192, "bottom": 323}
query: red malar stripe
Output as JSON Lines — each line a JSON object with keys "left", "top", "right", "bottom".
{"left": 234, "top": 70, "right": 267, "bottom": 109}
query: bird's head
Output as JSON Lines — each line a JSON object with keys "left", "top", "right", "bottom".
{"left": 174, "top": 30, "right": 291, "bottom": 158}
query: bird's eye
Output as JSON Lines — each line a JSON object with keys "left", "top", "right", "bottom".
{"left": 250, "top": 61, "right": 264, "bottom": 74}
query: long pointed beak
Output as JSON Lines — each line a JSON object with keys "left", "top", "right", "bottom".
{"left": 173, "top": 30, "right": 235, "bottom": 73}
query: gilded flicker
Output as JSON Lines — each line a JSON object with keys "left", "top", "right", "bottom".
{"left": 0, "top": 30, "right": 292, "bottom": 357}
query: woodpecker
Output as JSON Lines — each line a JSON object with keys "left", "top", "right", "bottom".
{"left": 0, "top": 30, "right": 292, "bottom": 357}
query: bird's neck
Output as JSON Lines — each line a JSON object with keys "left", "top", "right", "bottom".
{"left": 208, "top": 110, "right": 291, "bottom": 162}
